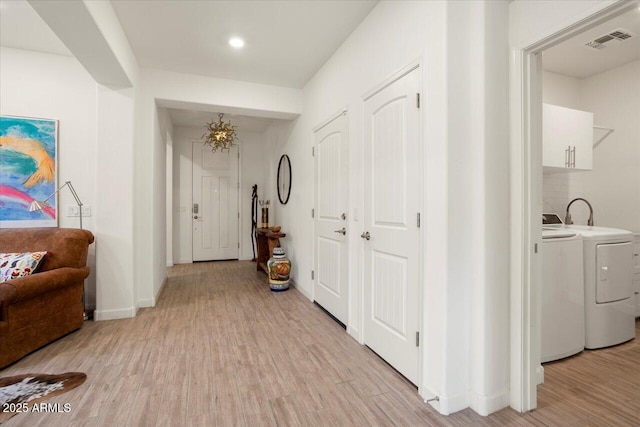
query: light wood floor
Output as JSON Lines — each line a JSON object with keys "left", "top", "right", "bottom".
{"left": 2, "top": 261, "right": 639, "bottom": 426}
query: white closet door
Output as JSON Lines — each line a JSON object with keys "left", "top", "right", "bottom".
{"left": 362, "top": 67, "right": 421, "bottom": 384}
{"left": 314, "top": 113, "right": 349, "bottom": 325}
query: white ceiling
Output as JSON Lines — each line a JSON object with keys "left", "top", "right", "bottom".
{"left": 167, "top": 108, "right": 275, "bottom": 133}
{"left": 543, "top": 7, "right": 640, "bottom": 78}
{"left": 111, "top": 0, "right": 378, "bottom": 89}
{"left": 0, "top": 0, "right": 71, "bottom": 56}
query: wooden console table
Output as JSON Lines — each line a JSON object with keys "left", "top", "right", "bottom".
{"left": 256, "top": 228, "right": 286, "bottom": 274}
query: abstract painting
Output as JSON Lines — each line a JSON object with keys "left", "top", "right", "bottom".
{"left": 0, "top": 116, "right": 58, "bottom": 228}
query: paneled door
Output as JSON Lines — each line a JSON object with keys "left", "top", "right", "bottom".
{"left": 362, "top": 66, "right": 421, "bottom": 384}
{"left": 314, "top": 112, "right": 349, "bottom": 325}
{"left": 192, "top": 142, "right": 239, "bottom": 261}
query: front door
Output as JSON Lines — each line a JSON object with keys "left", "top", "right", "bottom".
{"left": 362, "top": 67, "right": 422, "bottom": 384}
{"left": 314, "top": 112, "right": 349, "bottom": 325}
{"left": 192, "top": 142, "right": 239, "bottom": 261}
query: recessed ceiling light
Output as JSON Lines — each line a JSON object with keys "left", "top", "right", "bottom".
{"left": 229, "top": 37, "right": 245, "bottom": 48}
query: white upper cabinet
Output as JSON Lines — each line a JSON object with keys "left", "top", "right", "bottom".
{"left": 543, "top": 103, "right": 593, "bottom": 172}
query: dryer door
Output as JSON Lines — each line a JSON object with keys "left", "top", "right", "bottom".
{"left": 596, "top": 241, "right": 633, "bottom": 303}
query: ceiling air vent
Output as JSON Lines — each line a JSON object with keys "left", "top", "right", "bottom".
{"left": 585, "top": 28, "right": 635, "bottom": 50}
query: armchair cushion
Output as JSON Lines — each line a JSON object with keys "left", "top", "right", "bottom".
{"left": 0, "top": 252, "right": 47, "bottom": 282}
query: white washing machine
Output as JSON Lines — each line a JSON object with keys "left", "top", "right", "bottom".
{"left": 541, "top": 218, "right": 585, "bottom": 362}
{"left": 564, "top": 225, "right": 635, "bottom": 349}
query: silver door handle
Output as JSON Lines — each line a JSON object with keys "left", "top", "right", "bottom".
{"left": 334, "top": 228, "right": 346, "bottom": 235}
{"left": 360, "top": 231, "right": 370, "bottom": 240}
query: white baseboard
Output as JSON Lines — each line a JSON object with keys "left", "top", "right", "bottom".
{"left": 290, "top": 279, "right": 313, "bottom": 301}
{"left": 94, "top": 306, "right": 137, "bottom": 321}
{"left": 175, "top": 259, "right": 192, "bottom": 264}
{"left": 469, "top": 389, "right": 510, "bottom": 416}
{"left": 431, "top": 391, "right": 469, "bottom": 416}
{"left": 137, "top": 298, "right": 154, "bottom": 308}
{"left": 536, "top": 365, "right": 545, "bottom": 385}
{"left": 347, "top": 325, "right": 361, "bottom": 343}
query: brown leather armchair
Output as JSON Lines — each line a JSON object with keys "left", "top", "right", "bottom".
{"left": 0, "top": 228, "right": 94, "bottom": 368}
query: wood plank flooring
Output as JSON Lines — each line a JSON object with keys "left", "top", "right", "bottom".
{"left": 2, "top": 260, "right": 639, "bottom": 426}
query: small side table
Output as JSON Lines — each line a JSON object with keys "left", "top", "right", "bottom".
{"left": 256, "top": 228, "right": 286, "bottom": 275}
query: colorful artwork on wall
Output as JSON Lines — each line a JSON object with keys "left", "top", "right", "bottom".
{"left": 0, "top": 116, "right": 58, "bottom": 228}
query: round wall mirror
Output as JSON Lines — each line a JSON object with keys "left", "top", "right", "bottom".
{"left": 277, "top": 154, "right": 292, "bottom": 205}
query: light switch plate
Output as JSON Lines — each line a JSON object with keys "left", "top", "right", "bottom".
{"left": 81, "top": 206, "right": 91, "bottom": 217}
{"left": 67, "top": 206, "right": 80, "bottom": 217}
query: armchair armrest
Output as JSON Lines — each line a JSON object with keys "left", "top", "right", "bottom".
{"left": 0, "top": 267, "right": 90, "bottom": 305}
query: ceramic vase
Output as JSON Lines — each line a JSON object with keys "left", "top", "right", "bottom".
{"left": 267, "top": 247, "right": 291, "bottom": 291}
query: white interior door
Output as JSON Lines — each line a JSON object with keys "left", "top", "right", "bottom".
{"left": 192, "top": 143, "right": 239, "bottom": 261}
{"left": 362, "top": 67, "right": 421, "bottom": 384}
{"left": 314, "top": 113, "right": 349, "bottom": 325}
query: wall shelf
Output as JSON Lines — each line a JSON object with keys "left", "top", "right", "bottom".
{"left": 593, "top": 125, "right": 614, "bottom": 148}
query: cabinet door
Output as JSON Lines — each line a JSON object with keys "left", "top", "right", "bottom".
{"left": 543, "top": 104, "right": 570, "bottom": 169}
{"left": 543, "top": 104, "right": 593, "bottom": 171}
{"left": 571, "top": 107, "right": 593, "bottom": 170}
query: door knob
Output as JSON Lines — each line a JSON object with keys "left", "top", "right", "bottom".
{"left": 334, "top": 228, "right": 346, "bottom": 235}
{"left": 194, "top": 215, "right": 199, "bottom": 219}
{"left": 360, "top": 231, "right": 370, "bottom": 240}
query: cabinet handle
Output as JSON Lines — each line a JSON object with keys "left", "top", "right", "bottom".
{"left": 571, "top": 146, "right": 576, "bottom": 168}
{"left": 565, "top": 146, "right": 570, "bottom": 167}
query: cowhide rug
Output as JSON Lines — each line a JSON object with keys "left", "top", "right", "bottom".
{"left": 0, "top": 372, "right": 86, "bottom": 423}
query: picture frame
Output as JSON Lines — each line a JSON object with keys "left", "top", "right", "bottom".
{"left": 0, "top": 115, "right": 59, "bottom": 228}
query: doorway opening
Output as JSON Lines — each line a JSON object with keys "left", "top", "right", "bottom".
{"left": 511, "top": 1, "right": 640, "bottom": 413}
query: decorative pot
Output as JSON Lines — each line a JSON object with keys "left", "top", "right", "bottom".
{"left": 267, "top": 247, "right": 291, "bottom": 292}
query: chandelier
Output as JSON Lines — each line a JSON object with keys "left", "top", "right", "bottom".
{"left": 202, "top": 113, "right": 238, "bottom": 152}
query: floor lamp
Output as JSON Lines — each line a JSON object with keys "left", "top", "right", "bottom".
{"left": 29, "top": 181, "right": 89, "bottom": 320}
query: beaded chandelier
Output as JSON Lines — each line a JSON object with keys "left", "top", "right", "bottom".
{"left": 202, "top": 113, "right": 238, "bottom": 152}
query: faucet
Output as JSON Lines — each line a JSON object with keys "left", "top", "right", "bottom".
{"left": 565, "top": 198, "right": 594, "bottom": 226}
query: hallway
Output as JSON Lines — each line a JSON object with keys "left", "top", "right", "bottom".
{"left": 2, "top": 261, "right": 639, "bottom": 425}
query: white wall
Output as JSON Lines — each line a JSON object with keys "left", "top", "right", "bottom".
{"left": 543, "top": 62, "right": 640, "bottom": 232}
{"left": 542, "top": 71, "right": 582, "bottom": 109}
{"left": 0, "top": 47, "right": 138, "bottom": 320}
{"left": 148, "top": 106, "right": 173, "bottom": 303}
{"left": 267, "top": 0, "right": 510, "bottom": 416}
{"left": 577, "top": 60, "right": 640, "bottom": 232}
{"left": 171, "top": 127, "right": 270, "bottom": 264}
{"left": 0, "top": 47, "right": 97, "bottom": 307}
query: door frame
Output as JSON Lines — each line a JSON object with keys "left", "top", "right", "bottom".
{"left": 509, "top": 0, "right": 636, "bottom": 412}
{"left": 360, "top": 59, "right": 424, "bottom": 389}
{"left": 312, "top": 107, "right": 349, "bottom": 318}
{"left": 190, "top": 140, "right": 241, "bottom": 262}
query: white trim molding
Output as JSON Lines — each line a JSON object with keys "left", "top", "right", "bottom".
{"left": 94, "top": 306, "right": 137, "bottom": 321}
{"left": 470, "top": 389, "right": 511, "bottom": 417}
{"left": 432, "top": 391, "right": 469, "bottom": 416}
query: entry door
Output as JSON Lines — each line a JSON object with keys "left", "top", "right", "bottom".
{"left": 314, "top": 113, "right": 349, "bottom": 325}
{"left": 192, "top": 142, "right": 239, "bottom": 261}
{"left": 362, "top": 67, "right": 421, "bottom": 384}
